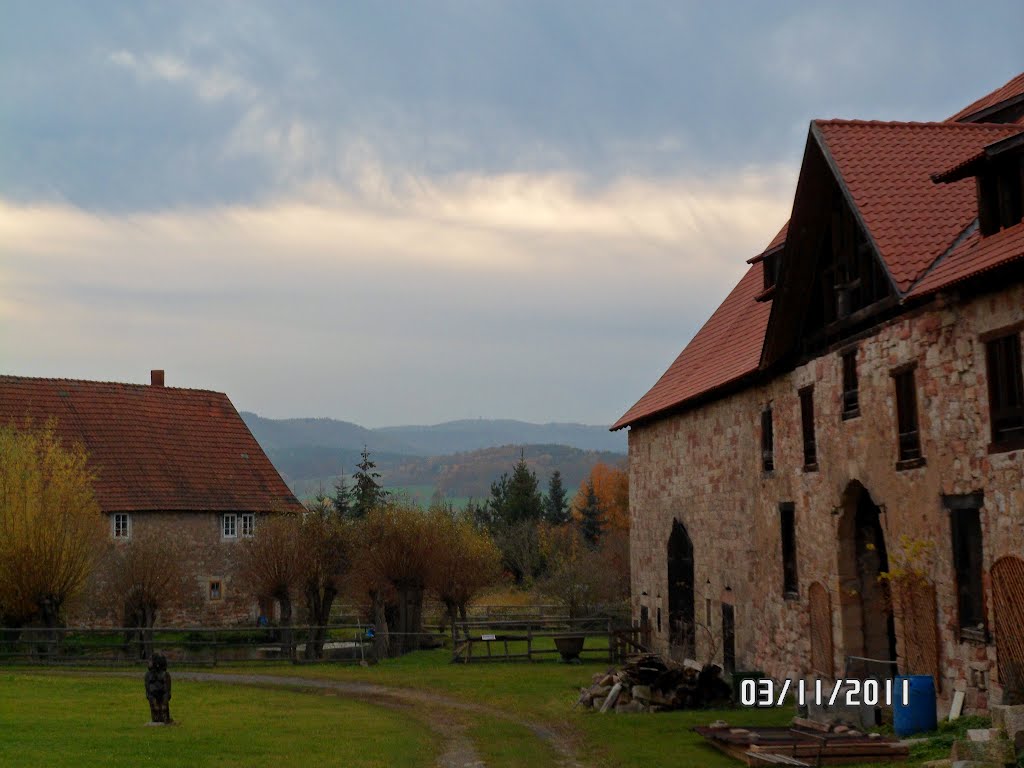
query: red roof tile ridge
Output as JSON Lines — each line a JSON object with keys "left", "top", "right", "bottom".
{"left": 814, "top": 118, "right": 1021, "bottom": 130}
{"left": 947, "top": 71, "right": 1024, "bottom": 122}
{"left": 0, "top": 374, "right": 226, "bottom": 397}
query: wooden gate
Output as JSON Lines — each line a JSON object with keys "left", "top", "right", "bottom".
{"left": 992, "top": 555, "right": 1024, "bottom": 701}
{"left": 895, "top": 580, "right": 940, "bottom": 685}
{"left": 809, "top": 582, "right": 834, "bottom": 677}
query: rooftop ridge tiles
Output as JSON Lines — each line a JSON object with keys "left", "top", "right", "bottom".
{"left": 813, "top": 118, "right": 1023, "bottom": 130}
{"left": 0, "top": 374, "right": 225, "bottom": 396}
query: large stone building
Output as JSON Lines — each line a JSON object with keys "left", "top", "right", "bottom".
{"left": 614, "top": 72, "right": 1024, "bottom": 712}
{"left": 0, "top": 370, "right": 304, "bottom": 625}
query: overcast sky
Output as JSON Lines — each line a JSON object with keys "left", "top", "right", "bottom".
{"left": 1, "top": 2, "right": 1021, "bottom": 427}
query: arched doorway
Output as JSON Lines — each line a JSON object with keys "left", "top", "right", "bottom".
{"left": 837, "top": 482, "right": 896, "bottom": 676}
{"left": 667, "top": 519, "right": 696, "bottom": 659}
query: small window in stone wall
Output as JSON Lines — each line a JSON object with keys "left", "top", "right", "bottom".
{"left": 113, "top": 513, "right": 131, "bottom": 539}
{"left": 946, "top": 495, "right": 987, "bottom": 642}
{"left": 209, "top": 580, "right": 222, "bottom": 600}
{"left": 780, "top": 503, "right": 798, "bottom": 598}
{"left": 841, "top": 349, "right": 859, "bottom": 419}
{"left": 799, "top": 386, "right": 817, "bottom": 470}
{"left": 222, "top": 513, "right": 237, "bottom": 538}
{"left": 985, "top": 331, "right": 1024, "bottom": 452}
{"left": 761, "top": 407, "right": 774, "bottom": 471}
{"left": 892, "top": 365, "right": 924, "bottom": 468}
{"left": 241, "top": 513, "right": 255, "bottom": 537}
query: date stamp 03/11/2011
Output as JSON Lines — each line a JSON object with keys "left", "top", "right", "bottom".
{"left": 738, "top": 678, "right": 911, "bottom": 708}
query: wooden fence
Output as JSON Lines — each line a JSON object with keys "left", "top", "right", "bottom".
{"left": 450, "top": 618, "right": 646, "bottom": 664}
{"left": 0, "top": 624, "right": 387, "bottom": 666}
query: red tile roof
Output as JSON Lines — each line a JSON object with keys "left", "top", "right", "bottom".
{"left": 948, "top": 72, "right": 1024, "bottom": 122}
{"left": 815, "top": 120, "right": 1024, "bottom": 292}
{"left": 615, "top": 76, "right": 1024, "bottom": 432}
{"left": 909, "top": 222, "right": 1024, "bottom": 298}
{"left": 611, "top": 262, "right": 771, "bottom": 429}
{"left": 0, "top": 376, "right": 304, "bottom": 514}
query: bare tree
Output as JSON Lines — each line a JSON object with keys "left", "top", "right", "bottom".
{"left": 537, "top": 524, "right": 622, "bottom": 619}
{"left": 355, "top": 501, "right": 437, "bottom": 656}
{"left": 237, "top": 513, "right": 303, "bottom": 658}
{"left": 300, "top": 492, "right": 352, "bottom": 659}
{"left": 0, "top": 424, "right": 106, "bottom": 649}
{"left": 429, "top": 506, "right": 502, "bottom": 634}
{"left": 102, "top": 528, "right": 195, "bottom": 658}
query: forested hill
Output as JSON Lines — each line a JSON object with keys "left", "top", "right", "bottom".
{"left": 241, "top": 413, "right": 625, "bottom": 456}
{"left": 240, "top": 413, "right": 626, "bottom": 501}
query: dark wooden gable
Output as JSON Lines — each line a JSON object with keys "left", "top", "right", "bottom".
{"left": 761, "top": 129, "right": 898, "bottom": 369}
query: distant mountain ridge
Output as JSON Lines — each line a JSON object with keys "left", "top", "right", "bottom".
{"left": 240, "top": 413, "right": 626, "bottom": 456}
{"left": 240, "top": 413, "right": 626, "bottom": 501}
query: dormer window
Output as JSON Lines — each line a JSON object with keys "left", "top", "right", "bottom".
{"left": 977, "top": 156, "right": 1023, "bottom": 235}
{"left": 935, "top": 135, "right": 1024, "bottom": 237}
{"left": 763, "top": 251, "right": 781, "bottom": 291}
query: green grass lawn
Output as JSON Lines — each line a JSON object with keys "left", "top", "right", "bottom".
{"left": 0, "top": 672, "right": 438, "bottom": 768}
{"left": 1, "top": 652, "right": 983, "bottom": 768}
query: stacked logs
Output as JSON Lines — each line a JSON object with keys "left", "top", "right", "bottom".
{"left": 577, "top": 653, "right": 731, "bottom": 713}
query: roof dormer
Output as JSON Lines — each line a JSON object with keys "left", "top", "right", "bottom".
{"left": 933, "top": 132, "right": 1024, "bottom": 236}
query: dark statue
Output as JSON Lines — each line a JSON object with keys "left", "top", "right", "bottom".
{"left": 144, "top": 653, "right": 172, "bottom": 723}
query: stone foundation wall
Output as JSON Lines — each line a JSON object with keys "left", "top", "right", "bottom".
{"left": 628, "top": 285, "right": 1024, "bottom": 713}
{"left": 71, "top": 510, "right": 265, "bottom": 628}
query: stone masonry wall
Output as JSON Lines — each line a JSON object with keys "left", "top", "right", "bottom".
{"left": 628, "top": 284, "right": 1024, "bottom": 713}
{"left": 72, "top": 510, "right": 266, "bottom": 628}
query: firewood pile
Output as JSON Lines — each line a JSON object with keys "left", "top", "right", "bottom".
{"left": 577, "top": 653, "right": 732, "bottom": 713}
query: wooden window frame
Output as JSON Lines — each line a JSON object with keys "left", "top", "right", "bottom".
{"left": 222, "top": 513, "right": 237, "bottom": 539}
{"left": 944, "top": 495, "right": 988, "bottom": 643}
{"left": 984, "top": 331, "right": 1024, "bottom": 453}
{"left": 799, "top": 386, "right": 817, "bottom": 471}
{"left": 241, "top": 513, "right": 255, "bottom": 538}
{"left": 779, "top": 503, "right": 799, "bottom": 599}
{"left": 113, "top": 512, "right": 131, "bottom": 539}
{"left": 208, "top": 580, "right": 223, "bottom": 601}
{"left": 891, "top": 364, "right": 925, "bottom": 469}
{"left": 761, "top": 407, "right": 774, "bottom": 472}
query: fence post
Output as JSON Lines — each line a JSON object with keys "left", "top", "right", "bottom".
{"left": 527, "top": 622, "right": 533, "bottom": 662}
{"left": 607, "top": 618, "right": 613, "bottom": 664}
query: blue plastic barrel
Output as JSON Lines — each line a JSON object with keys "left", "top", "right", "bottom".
{"left": 893, "top": 674, "right": 937, "bottom": 736}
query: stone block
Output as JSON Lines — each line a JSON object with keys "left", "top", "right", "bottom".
{"left": 966, "top": 728, "right": 1000, "bottom": 741}
{"left": 991, "top": 704, "right": 1024, "bottom": 740}
{"left": 949, "top": 737, "right": 1016, "bottom": 765}
{"left": 631, "top": 685, "right": 652, "bottom": 702}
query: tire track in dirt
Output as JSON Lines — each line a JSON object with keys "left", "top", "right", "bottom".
{"left": 176, "top": 671, "right": 588, "bottom": 768}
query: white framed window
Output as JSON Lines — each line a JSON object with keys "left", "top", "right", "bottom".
{"left": 113, "top": 513, "right": 131, "bottom": 539}
{"left": 222, "top": 513, "right": 237, "bottom": 539}
{"left": 241, "top": 513, "right": 255, "bottom": 538}
{"left": 209, "top": 580, "right": 222, "bottom": 600}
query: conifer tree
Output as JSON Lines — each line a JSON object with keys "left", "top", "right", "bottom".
{"left": 504, "top": 451, "right": 544, "bottom": 524}
{"left": 332, "top": 468, "right": 352, "bottom": 518}
{"left": 351, "top": 445, "right": 388, "bottom": 519}
{"left": 578, "top": 478, "right": 604, "bottom": 547}
{"left": 544, "top": 469, "right": 569, "bottom": 525}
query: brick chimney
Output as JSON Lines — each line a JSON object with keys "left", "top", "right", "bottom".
{"left": 150, "top": 369, "right": 165, "bottom": 387}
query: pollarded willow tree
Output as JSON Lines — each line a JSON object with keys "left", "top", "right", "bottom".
{"left": 300, "top": 491, "right": 353, "bottom": 659}
{"left": 102, "top": 528, "right": 195, "bottom": 659}
{"left": 236, "top": 513, "right": 304, "bottom": 657}
{"left": 428, "top": 505, "right": 502, "bottom": 633}
{"left": 0, "top": 424, "right": 106, "bottom": 634}
{"left": 354, "top": 500, "right": 438, "bottom": 656}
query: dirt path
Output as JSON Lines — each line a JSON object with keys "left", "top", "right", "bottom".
{"left": 176, "top": 671, "right": 588, "bottom": 768}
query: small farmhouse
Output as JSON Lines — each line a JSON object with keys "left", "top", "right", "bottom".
{"left": 0, "top": 370, "right": 304, "bottom": 625}
{"left": 615, "top": 72, "right": 1024, "bottom": 712}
